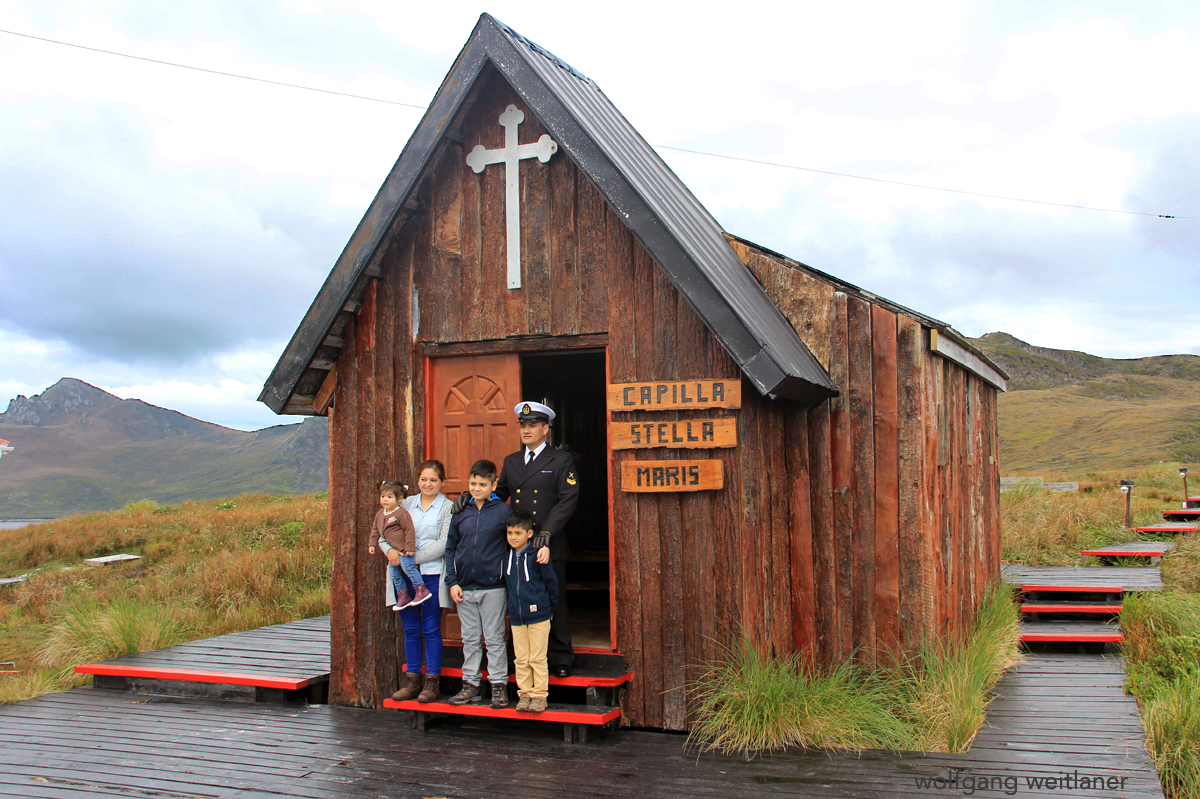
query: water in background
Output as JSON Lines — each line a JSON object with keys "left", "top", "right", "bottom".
{"left": 0, "top": 520, "right": 51, "bottom": 530}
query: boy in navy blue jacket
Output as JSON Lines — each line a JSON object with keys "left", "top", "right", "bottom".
{"left": 504, "top": 510, "right": 559, "bottom": 713}
{"left": 444, "top": 460, "right": 512, "bottom": 708}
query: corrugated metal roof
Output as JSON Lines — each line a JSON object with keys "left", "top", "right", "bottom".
{"left": 259, "top": 14, "right": 837, "bottom": 413}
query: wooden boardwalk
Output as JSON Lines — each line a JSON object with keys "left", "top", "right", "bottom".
{"left": 1002, "top": 564, "right": 1163, "bottom": 591}
{"left": 1082, "top": 542, "right": 1174, "bottom": 557}
{"left": 0, "top": 652, "right": 1162, "bottom": 797}
{"left": 75, "top": 615, "right": 331, "bottom": 691}
{"left": 1136, "top": 522, "right": 1198, "bottom": 534}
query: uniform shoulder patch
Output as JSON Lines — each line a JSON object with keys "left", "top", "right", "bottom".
{"left": 566, "top": 471, "right": 577, "bottom": 486}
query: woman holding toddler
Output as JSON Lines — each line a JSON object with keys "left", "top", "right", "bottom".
{"left": 388, "top": 460, "right": 452, "bottom": 703}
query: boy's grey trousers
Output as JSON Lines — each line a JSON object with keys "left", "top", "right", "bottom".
{"left": 458, "top": 587, "right": 508, "bottom": 686}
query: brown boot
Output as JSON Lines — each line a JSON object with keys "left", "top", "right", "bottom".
{"left": 417, "top": 674, "right": 440, "bottom": 704}
{"left": 391, "top": 672, "right": 422, "bottom": 701}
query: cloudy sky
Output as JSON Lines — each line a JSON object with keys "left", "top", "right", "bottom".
{"left": 1, "top": 1, "right": 1197, "bottom": 430}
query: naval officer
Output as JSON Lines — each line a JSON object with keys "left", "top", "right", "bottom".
{"left": 496, "top": 401, "right": 579, "bottom": 676}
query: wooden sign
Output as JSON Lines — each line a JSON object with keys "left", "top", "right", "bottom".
{"left": 621, "top": 460, "right": 724, "bottom": 492}
{"left": 607, "top": 380, "right": 741, "bottom": 411}
{"left": 612, "top": 418, "right": 736, "bottom": 450}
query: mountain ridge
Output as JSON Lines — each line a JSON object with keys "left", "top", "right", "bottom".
{"left": 969, "top": 333, "right": 1200, "bottom": 472}
{"left": 0, "top": 379, "right": 328, "bottom": 519}
{"left": 971, "top": 332, "right": 1200, "bottom": 391}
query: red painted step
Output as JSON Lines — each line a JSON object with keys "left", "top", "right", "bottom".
{"left": 1017, "top": 628, "right": 1118, "bottom": 643}
{"left": 1017, "top": 614, "right": 1123, "bottom": 642}
{"left": 1020, "top": 584, "right": 1122, "bottom": 594}
{"left": 437, "top": 640, "right": 624, "bottom": 657}
{"left": 383, "top": 697, "right": 620, "bottom": 725}
{"left": 402, "top": 664, "right": 632, "bottom": 688}
{"left": 75, "top": 664, "right": 317, "bottom": 690}
{"left": 1020, "top": 603, "right": 1122, "bottom": 614}
{"left": 1135, "top": 523, "right": 1197, "bottom": 534}
{"left": 1080, "top": 547, "right": 1172, "bottom": 559}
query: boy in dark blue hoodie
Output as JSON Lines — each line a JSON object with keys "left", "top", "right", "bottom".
{"left": 444, "top": 460, "right": 512, "bottom": 708}
{"left": 504, "top": 510, "right": 559, "bottom": 713}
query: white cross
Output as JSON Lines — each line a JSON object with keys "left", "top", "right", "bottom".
{"left": 466, "top": 104, "right": 558, "bottom": 289}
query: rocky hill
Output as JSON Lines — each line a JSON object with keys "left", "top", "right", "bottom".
{"left": 971, "top": 332, "right": 1200, "bottom": 391}
{"left": 0, "top": 379, "right": 328, "bottom": 519}
{"left": 969, "top": 333, "right": 1200, "bottom": 473}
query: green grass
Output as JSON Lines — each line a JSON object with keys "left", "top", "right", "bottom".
{"left": 687, "top": 637, "right": 912, "bottom": 756}
{"left": 0, "top": 493, "right": 331, "bottom": 704}
{"left": 687, "top": 585, "right": 1021, "bottom": 758}
{"left": 1122, "top": 593, "right": 1200, "bottom": 799}
{"left": 895, "top": 585, "right": 1023, "bottom": 752}
{"left": 1143, "top": 682, "right": 1200, "bottom": 799}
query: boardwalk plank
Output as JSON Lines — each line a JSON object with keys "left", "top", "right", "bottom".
{"left": 23, "top": 624, "right": 1163, "bottom": 799}
{"left": 77, "top": 616, "right": 332, "bottom": 689}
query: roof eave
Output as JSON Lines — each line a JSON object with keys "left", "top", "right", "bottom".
{"left": 260, "top": 14, "right": 838, "bottom": 413}
{"left": 259, "top": 17, "right": 497, "bottom": 414}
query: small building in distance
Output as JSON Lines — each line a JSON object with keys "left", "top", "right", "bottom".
{"left": 260, "top": 14, "right": 1008, "bottom": 731}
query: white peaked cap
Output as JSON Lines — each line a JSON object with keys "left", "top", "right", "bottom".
{"left": 514, "top": 401, "right": 556, "bottom": 421}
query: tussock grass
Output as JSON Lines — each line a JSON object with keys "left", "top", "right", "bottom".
{"left": 687, "top": 583, "right": 1021, "bottom": 758}
{"left": 0, "top": 493, "right": 330, "bottom": 704}
{"left": 1143, "top": 682, "right": 1200, "bottom": 799}
{"left": 687, "top": 639, "right": 911, "bottom": 756}
{"left": 38, "top": 598, "right": 191, "bottom": 672}
{"left": 1122, "top": 593, "right": 1200, "bottom": 799}
{"left": 1163, "top": 536, "right": 1200, "bottom": 595}
{"left": 897, "top": 586, "right": 1022, "bottom": 752}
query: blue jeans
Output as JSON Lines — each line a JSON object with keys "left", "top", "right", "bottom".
{"left": 388, "top": 556, "right": 424, "bottom": 601}
{"left": 399, "top": 573, "right": 443, "bottom": 675}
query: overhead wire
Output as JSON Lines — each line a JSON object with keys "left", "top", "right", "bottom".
{"left": 653, "top": 146, "right": 1187, "bottom": 219}
{"left": 0, "top": 27, "right": 426, "bottom": 109}
{"left": 1, "top": 26, "right": 1192, "bottom": 220}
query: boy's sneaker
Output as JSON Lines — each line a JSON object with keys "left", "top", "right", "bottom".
{"left": 529, "top": 697, "right": 547, "bottom": 713}
{"left": 514, "top": 696, "right": 532, "bottom": 713}
{"left": 448, "top": 683, "right": 480, "bottom": 705}
{"left": 394, "top": 588, "right": 412, "bottom": 608}
{"left": 409, "top": 584, "right": 432, "bottom": 606}
{"left": 490, "top": 683, "right": 509, "bottom": 709}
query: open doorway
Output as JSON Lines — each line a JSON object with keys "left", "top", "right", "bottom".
{"left": 519, "top": 349, "right": 611, "bottom": 651}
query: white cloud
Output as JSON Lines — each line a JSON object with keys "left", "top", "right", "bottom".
{"left": 0, "top": 0, "right": 1198, "bottom": 436}
{"left": 100, "top": 377, "right": 278, "bottom": 430}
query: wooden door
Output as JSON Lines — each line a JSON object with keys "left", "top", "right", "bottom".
{"left": 427, "top": 354, "right": 522, "bottom": 496}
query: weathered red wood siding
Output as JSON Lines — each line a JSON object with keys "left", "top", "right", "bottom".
{"left": 734, "top": 243, "right": 1003, "bottom": 664}
{"left": 325, "top": 66, "right": 1003, "bottom": 728}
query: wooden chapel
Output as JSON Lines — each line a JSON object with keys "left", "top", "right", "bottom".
{"left": 260, "top": 13, "right": 1009, "bottom": 731}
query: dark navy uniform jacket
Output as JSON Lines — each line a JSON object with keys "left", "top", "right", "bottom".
{"left": 495, "top": 446, "right": 579, "bottom": 560}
